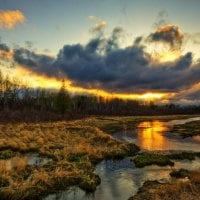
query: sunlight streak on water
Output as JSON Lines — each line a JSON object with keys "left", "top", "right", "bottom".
{"left": 114, "top": 117, "right": 200, "bottom": 151}
{"left": 136, "top": 121, "right": 168, "bottom": 150}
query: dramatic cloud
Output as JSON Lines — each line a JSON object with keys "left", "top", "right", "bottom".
{"left": 134, "top": 36, "right": 143, "bottom": 46}
{"left": 0, "top": 10, "right": 25, "bottom": 29}
{"left": 0, "top": 42, "right": 12, "bottom": 62}
{"left": 11, "top": 25, "right": 200, "bottom": 94}
{"left": 0, "top": 42, "right": 10, "bottom": 52}
{"left": 148, "top": 25, "right": 184, "bottom": 50}
{"left": 169, "top": 82, "right": 200, "bottom": 104}
{"left": 13, "top": 48, "right": 56, "bottom": 76}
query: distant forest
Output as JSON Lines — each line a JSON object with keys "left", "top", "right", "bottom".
{"left": 0, "top": 70, "right": 200, "bottom": 122}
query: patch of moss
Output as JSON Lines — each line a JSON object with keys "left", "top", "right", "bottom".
{"left": 103, "top": 143, "right": 140, "bottom": 160}
{"left": 133, "top": 151, "right": 200, "bottom": 168}
{"left": 79, "top": 173, "right": 101, "bottom": 192}
{"left": 133, "top": 153, "right": 174, "bottom": 168}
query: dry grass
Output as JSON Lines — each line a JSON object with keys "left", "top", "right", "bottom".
{"left": 11, "top": 157, "right": 28, "bottom": 171}
{"left": 0, "top": 117, "right": 141, "bottom": 199}
{"left": 0, "top": 160, "right": 10, "bottom": 174}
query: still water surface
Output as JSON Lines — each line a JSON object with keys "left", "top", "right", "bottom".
{"left": 114, "top": 117, "right": 200, "bottom": 151}
{"left": 45, "top": 158, "right": 200, "bottom": 200}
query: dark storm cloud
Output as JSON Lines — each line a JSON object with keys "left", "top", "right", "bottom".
{"left": 0, "top": 42, "right": 10, "bottom": 52}
{"left": 148, "top": 25, "right": 184, "bottom": 50}
{"left": 105, "top": 27, "right": 124, "bottom": 53}
{"left": 86, "top": 27, "right": 124, "bottom": 54}
{"left": 175, "top": 52, "right": 193, "bottom": 70}
{"left": 169, "top": 84, "right": 200, "bottom": 104}
{"left": 133, "top": 36, "right": 143, "bottom": 46}
{"left": 0, "top": 42, "right": 11, "bottom": 64}
{"left": 55, "top": 43, "right": 150, "bottom": 91}
{"left": 182, "top": 91, "right": 200, "bottom": 100}
{"left": 13, "top": 48, "right": 57, "bottom": 76}
{"left": 10, "top": 26, "right": 200, "bottom": 93}
{"left": 186, "top": 91, "right": 200, "bottom": 100}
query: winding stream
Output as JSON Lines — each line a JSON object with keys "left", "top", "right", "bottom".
{"left": 44, "top": 116, "right": 200, "bottom": 200}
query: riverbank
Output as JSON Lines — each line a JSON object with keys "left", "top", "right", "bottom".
{"left": 171, "top": 120, "right": 200, "bottom": 137}
{"left": 132, "top": 151, "right": 200, "bottom": 168}
{"left": 129, "top": 169, "right": 200, "bottom": 200}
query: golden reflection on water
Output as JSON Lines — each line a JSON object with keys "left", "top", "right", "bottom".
{"left": 136, "top": 121, "right": 169, "bottom": 150}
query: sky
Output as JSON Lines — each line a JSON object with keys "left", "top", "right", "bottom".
{"left": 0, "top": 0, "right": 200, "bottom": 104}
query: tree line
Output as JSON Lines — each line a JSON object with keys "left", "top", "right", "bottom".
{"left": 0, "top": 70, "right": 199, "bottom": 122}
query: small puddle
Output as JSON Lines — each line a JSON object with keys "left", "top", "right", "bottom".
{"left": 27, "top": 154, "right": 51, "bottom": 165}
{"left": 0, "top": 154, "right": 51, "bottom": 171}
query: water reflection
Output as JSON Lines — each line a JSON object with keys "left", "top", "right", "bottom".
{"left": 137, "top": 121, "right": 168, "bottom": 150}
{"left": 114, "top": 117, "right": 200, "bottom": 151}
{"left": 44, "top": 158, "right": 200, "bottom": 200}
{"left": 0, "top": 154, "right": 51, "bottom": 171}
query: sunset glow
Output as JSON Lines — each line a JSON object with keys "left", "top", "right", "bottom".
{"left": 9, "top": 66, "right": 168, "bottom": 101}
{"left": 152, "top": 50, "right": 181, "bottom": 63}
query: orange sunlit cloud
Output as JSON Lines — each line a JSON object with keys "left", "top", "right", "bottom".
{"left": 169, "top": 81, "right": 200, "bottom": 104}
{"left": 0, "top": 10, "right": 25, "bottom": 29}
{"left": 0, "top": 49, "right": 13, "bottom": 60}
{"left": 148, "top": 24, "right": 184, "bottom": 63}
{"left": 152, "top": 25, "right": 184, "bottom": 50}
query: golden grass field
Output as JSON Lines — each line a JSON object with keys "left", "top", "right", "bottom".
{"left": 0, "top": 116, "right": 141, "bottom": 200}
